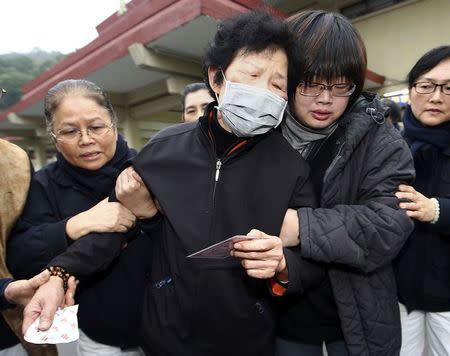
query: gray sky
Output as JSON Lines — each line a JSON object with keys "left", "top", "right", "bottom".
{"left": 0, "top": 0, "right": 131, "bottom": 54}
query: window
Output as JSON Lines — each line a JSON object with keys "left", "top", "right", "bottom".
{"left": 340, "top": 0, "right": 408, "bottom": 19}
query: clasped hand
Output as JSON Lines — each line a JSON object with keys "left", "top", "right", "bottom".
{"left": 22, "top": 274, "right": 77, "bottom": 334}
{"left": 115, "top": 167, "right": 159, "bottom": 219}
{"left": 396, "top": 184, "right": 436, "bottom": 222}
{"left": 231, "top": 229, "right": 287, "bottom": 280}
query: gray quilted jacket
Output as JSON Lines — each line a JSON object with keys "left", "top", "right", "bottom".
{"left": 298, "top": 94, "right": 415, "bottom": 355}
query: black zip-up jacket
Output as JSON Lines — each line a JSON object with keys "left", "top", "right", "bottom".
{"left": 24, "top": 106, "right": 318, "bottom": 355}
{"left": 279, "top": 94, "right": 415, "bottom": 356}
{"left": 395, "top": 145, "right": 450, "bottom": 312}
{"left": 132, "top": 107, "right": 316, "bottom": 356}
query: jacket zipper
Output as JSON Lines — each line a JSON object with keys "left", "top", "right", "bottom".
{"left": 323, "top": 140, "right": 345, "bottom": 184}
{"left": 212, "top": 159, "right": 222, "bottom": 203}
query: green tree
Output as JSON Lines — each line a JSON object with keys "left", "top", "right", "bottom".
{"left": 0, "top": 50, "right": 65, "bottom": 111}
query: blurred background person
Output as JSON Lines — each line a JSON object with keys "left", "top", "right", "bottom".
{"left": 381, "top": 98, "right": 403, "bottom": 131}
{"left": 395, "top": 45, "right": 450, "bottom": 356}
{"left": 181, "top": 82, "right": 213, "bottom": 122}
{"left": 7, "top": 79, "right": 150, "bottom": 356}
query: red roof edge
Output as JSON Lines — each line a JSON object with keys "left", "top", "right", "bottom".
{"left": 1, "top": 0, "right": 264, "bottom": 122}
{"left": 366, "top": 69, "right": 385, "bottom": 85}
{"left": 22, "top": 0, "right": 178, "bottom": 94}
{"left": 96, "top": 0, "right": 148, "bottom": 34}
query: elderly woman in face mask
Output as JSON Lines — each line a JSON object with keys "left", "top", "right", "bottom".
{"left": 24, "top": 10, "right": 318, "bottom": 356}
{"left": 7, "top": 79, "right": 150, "bottom": 356}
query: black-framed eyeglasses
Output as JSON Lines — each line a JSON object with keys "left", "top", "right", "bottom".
{"left": 0, "top": 88, "right": 6, "bottom": 100}
{"left": 297, "top": 82, "right": 356, "bottom": 97}
{"left": 51, "top": 123, "right": 114, "bottom": 143}
{"left": 413, "top": 81, "right": 450, "bottom": 95}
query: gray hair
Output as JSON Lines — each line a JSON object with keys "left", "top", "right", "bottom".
{"left": 44, "top": 79, "right": 117, "bottom": 133}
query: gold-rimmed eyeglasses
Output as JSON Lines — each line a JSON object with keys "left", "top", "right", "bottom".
{"left": 297, "top": 82, "right": 356, "bottom": 97}
{"left": 51, "top": 123, "right": 114, "bottom": 143}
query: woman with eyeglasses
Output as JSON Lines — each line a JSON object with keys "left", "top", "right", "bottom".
{"left": 7, "top": 79, "right": 149, "bottom": 356}
{"left": 234, "top": 10, "right": 415, "bottom": 356}
{"left": 394, "top": 46, "right": 450, "bottom": 356}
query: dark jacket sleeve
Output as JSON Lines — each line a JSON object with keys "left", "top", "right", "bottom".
{"left": 298, "top": 136, "right": 415, "bottom": 273}
{"left": 44, "top": 190, "right": 137, "bottom": 279}
{"left": 284, "top": 169, "right": 327, "bottom": 294}
{"left": 46, "top": 189, "right": 162, "bottom": 279}
{"left": 7, "top": 178, "right": 69, "bottom": 279}
{"left": 283, "top": 247, "right": 327, "bottom": 295}
{"left": 0, "top": 278, "right": 15, "bottom": 310}
{"left": 432, "top": 197, "right": 450, "bottom": 233}
{"left": 7, "top": 174, "right": 130, "bottom": 280}
{"left": 47, "top": 232, "right": 126, "bottom": 279}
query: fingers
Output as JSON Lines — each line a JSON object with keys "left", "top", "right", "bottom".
{"left": 116, "top": 168, "right": 143, "bottom": 199}
{"left": 399, "top": 201, "right": 420, "bottom": 211}
{"left": 234, "top": 233, "right": 277, "bottom": 252}
{"left": 395, "top": 191, "right": 415, "bottom": 201}
{"left": 240, "top": 259, "right": 278, "bottom": 270}
{"left": 28, "top": 270, "right": 51, "bottom": 289}
{"left": 247, "top": 229, "right": 264, "bottom": 238}
{"left": 396, "top": 189, "right": 426, "bottom": 211}
{"left": 396, "top": 186, "right": 435, "bottom": 222}
{"left": 123, "top": 167, "right": 142, "bottom": 189}
{"left": 398, "top": 184, "right": 415, "bottom": 193}
{"left": 38, "top": 301, "right": 58, "bottom": 331}
{"left": 22, "top": 304, "right": 40, "bottom": 334}
{"left": 243, "top": 268, "right": 276, "bottom": 279}
{"left": 396, "top": 187, "right": 423, "bottom": 211}
{"left": 64, "top": 277, "right": 78, "bottom": 307}
{"left": 130, "top": 168, "right": 145, "bottom": 185}
{"left": 240, "top": 256, "right": 286, "bottom": 279}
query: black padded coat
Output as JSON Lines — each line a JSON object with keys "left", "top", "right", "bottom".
{"left": 287, "top": 93, "right": 415, "bottom": 355}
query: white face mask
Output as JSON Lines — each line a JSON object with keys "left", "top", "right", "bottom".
{"left": 215, "top": 72, "right": 287, "bottom": 137}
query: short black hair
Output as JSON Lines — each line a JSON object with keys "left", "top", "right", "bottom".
{"left": 287, "top": 10, "right": 367, "bottom": 106}
{"left": 182, "top": 82, "right": 208, "bottom": 108}
{"left": 407, "top": 46, "right": 450, "bottom": 88}
{"left": 381, "top": 98, "right": 402, "bottom": 123}
{"left": 202, "top": 10, "right": 294, "bottom": 98}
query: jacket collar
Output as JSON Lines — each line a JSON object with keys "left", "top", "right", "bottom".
{"left": 197, "top": 102, "right": 265, "bottom": 160}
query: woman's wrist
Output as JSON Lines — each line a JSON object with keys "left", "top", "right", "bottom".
{"left": 275, "top": 256, "right": 288, "bottom": 283}
{"left": 66, "top": 213, "right": 90, "bottom": 240}
{"left": 430, "top": 198, "right": 440, "bottom": 224}
{"left": 47, "top": 266, "right": 70, "bottom": 293}
{"left": 3, "top": 279, "right": 16, "bottom": 305}
{"left": 279, "top": 209, "right": 300, "bottom": 247}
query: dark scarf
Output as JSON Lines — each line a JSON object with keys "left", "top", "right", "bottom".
{"left": 403, "top": 105, "right": 450, "bottom": 156}
{"left": 56, "top": 134, "right": 136, "bottom": 199}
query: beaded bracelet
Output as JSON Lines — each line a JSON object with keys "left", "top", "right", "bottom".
{"left": 430, "top": 198, "right": 440, "bottom": 225}
{"left": 47, "top": 266, "right": 70, "bottom": 293}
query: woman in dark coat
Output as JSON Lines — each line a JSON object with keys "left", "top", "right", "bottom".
{"left": 394, "top": 46, "right": 450, "bottom": 356}
{"left": 7, "top": 79, "right": 150, "bottom": 356}
{"left": 234, "top": 10, "right": 415, "bottom": 356}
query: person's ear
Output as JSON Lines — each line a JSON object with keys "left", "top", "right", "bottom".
{"left": 51, "top": 135, "right": 62, "bottom": 153}
{"left": 208, "top": 67, "right": 222, "bottom": 96}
